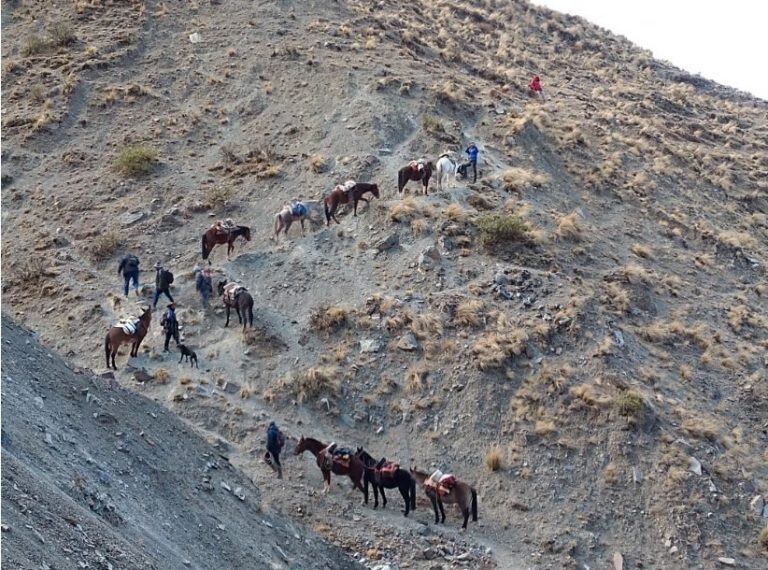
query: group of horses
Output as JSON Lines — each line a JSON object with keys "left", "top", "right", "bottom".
{"left": 294, "top": 436, "right": 478, "bottom": 529}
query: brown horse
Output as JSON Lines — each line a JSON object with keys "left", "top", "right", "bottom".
{"left": 323, "top": 182, "right": 380, "bottom": 225}
{"left": 294, "top": 436, "right": 366, "bottom": 497}
{"left": 355, "top": 448, "right": 416, "bottom": 516}
{"left": 104, "top": 306, "right": 152, "bottom": 370}
{"left": 397, "top": 161, "right": 433, "bottom": 195}
{"left": 201, "top": 224, "right": 251, "bottom": 264}
{"left": 410, "top": 468, "right": 478, "bottom": 529}
{"left": 217, "top": 280, "right": 254, "bottom": 331}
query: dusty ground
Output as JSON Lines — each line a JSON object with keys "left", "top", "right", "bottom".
{"left": 2, "top": 0, "right": 767, "bottom": 568}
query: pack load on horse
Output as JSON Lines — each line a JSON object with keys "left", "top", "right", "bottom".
{"left": 217, "top": 279, "right": 254, "bottom": 330}
{"left": 323, "top": 181, "right": 380, "bottom": 225}
{"left": 411, "top": 468, "right": 478, "bottom": 529}
{"left": 273, "top": 198, "right": 317, "bottom": 240}
{"left": 293, "top": 436, "right": 365, "bottom": 496}
{"left": 355, "top": 448, "right": 417, "bottom": 516}
{"left": 104, "top": 305, "right": 152, "bottom": 370}
{"left": 201, "top": 219, "right": 251, "bottom": 263}
{"left": 397, "top": 159, "right": 433, "bottom": 195}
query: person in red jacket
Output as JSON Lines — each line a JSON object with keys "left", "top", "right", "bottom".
{"left": 529, "top": 75, "right": 545, "bottom": 101}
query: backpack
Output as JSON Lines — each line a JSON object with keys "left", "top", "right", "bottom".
{"left": 126, "top": 254, "right": 139, "bottom": 265}
{"left": 163, "top": 270, "right": 174, "bottom": 284}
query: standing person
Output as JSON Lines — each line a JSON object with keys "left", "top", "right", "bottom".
{"left": 118, "top": 253, "right": 141, "bottom": 297}
{"left": 465, "top": 143, "right": 479, "bottom": 183}
{"left": 160, "top": 303, "right": 180, "bottom": 352}
{"left": 529, "top": 75, "right": 545, "bottom": 101}
{"left": 266, "top": 421, "right": 285, "bottom": 479}
{"left": 196, "top": 268, "right": 213, "bottom": 309}
{"left": 152, "top": 262, "right": 175, "bottom": 309}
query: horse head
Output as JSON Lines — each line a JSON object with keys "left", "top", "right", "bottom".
{"left": 293, "top": 435, "right": 306, "bottom": 455}
{"left": 217, "top": 279, "right": 228, "bottom": 296}
{"left": 370, "top": 184, "right": 380, "bottom": 198}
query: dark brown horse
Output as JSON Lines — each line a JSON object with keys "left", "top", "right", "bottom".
{"left": 104, "top": 306, "right": 152, "bottom": 370}
{"left": 217, "top": 280, "right": 254, "bottom": 331}
{"left": 397, "top": 160, "right": 433, "bottom": 195}
{"left": 355, "top": 448, "right": 416, "bottom": 516}
{"left": 201, "top": 224, "right": 251, "bottom": 264}
{"left": 324, "top": 182, "right": 380, "bottom": 225}
{"left": 294, "top": 436, "right": 365, "bottom": 497}
{"left": 410, "top": 468, "right": 478, "bottom": 529}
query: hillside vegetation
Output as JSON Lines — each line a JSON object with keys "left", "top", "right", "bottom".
{"left": 2, "top": 0, "right": 767, "bottom": 568}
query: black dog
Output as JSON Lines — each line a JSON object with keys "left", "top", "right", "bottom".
{"left": 178, "top": 344, "right": 198, "bottom": 368}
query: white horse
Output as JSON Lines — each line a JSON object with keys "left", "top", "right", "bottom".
{"left": 273, "top": 200, "right": 322, "bottom": 241}
{"left": 435, "top": 154, "right": 462, "bottom": 191}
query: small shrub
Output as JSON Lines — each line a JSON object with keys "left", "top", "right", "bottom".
{"left": 455, "top": 299, "right": 484, "bottom": 327}
{"left": 443, "top": 203, "right": 466, "bottom": 221}
{"left": 22, "top": 35, "right": 49, "bottom": 56}
{"left": 476, "top": 213, "right": 529, "bottom": 245}
{"left": 411, "top": 313, "right": 443, "bottom": 340}
{"left": 47, "top": 23, "right": 76, "bottom": 48}
{"left": 389, "top": 197, "right": 428, "bottom": 222}
{"left": 485, "top": 447, "right": 502, "bottom": 471}
{"left": 405, "top": 364, "right": 428, "bottom": 393}
{"left": 500, "top": 168, "right": 547, "bottom": 192}
{"left": 310, "top": 305, "right": 348, "bottom": 333}
{"left": 308, "top": 154, "right": 327, "bottom": 173}
{"left": 203, "top": 185, "right": 232, "bottom": 208}
{"left": 114, "top": 145, "right": 158, "bottom": 177}
{"left": 422, "top": 115, "right": 443, "bottom": 133}
{"left": 615, "top": 391, "right": 644, "bottom": 417}
{"left": 554, "top": 211, "right": 583, "bottom": 241}
{"left": 15, "top": 258, "right": 48, "bottom": 283}
{"left": 759, "top": 527, "right": 768, "bottom": 552}
{"left": 87, "top": 231, "right": 123, "bottom": 260}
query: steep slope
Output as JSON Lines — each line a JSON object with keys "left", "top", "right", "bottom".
{"left": 2, "top": 0, "right": 767, "bottom": 568}
{"left": 0, "top": 316, "right": 359, "bottom": 569}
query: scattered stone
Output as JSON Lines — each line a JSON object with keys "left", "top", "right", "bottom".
{"left": 220, "top": 481, "right": 232, "bottom": 492}
{"left": 360, "top": 339, "right": 380, "bottom": 353}
{"left": 120, "top": 211, "right": 146, "bottom": 226}
{"left": 375, "top": 232, "right": 399, "bottom": 252}
{"left": 417, "top": 245, "right": 441, "bottom": 271}
{"left": 613, "top": 551, "right": 623, "bottom": 570}
{"left": 189, "top": 32, "right": 201, "bottom": 43}
{"left": 749, "top": 495, "right": 765, "bottom": 516}
{"left": 234, "top": 487, "right": 245, "bottom": 501}
{"left": 632, "top": 466, "right": 642, "bottom": 484}
{"left": 98, "top": 371, "right": 115, "bottom": 380}
{"left": 133, "top": 369, "right": 152, "bottom": 383}
{"left": 669, "top": 546, "right": 678, "bottom": 555}
{"left": 33, "top": 396, "right": 44, "bottom": 409}
{"left": 717, "top": 557, "right": 736, "bottom": 566}
{"left": 397, "top": 333, "right": 419, "bottom": 352}
{"left": 688, "top": 456, "right": 702, "bottom": 476}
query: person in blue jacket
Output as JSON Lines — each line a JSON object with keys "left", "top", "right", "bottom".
{"left": 266, "top": 421, "right": 285, "bottom": 479}
{"left": 465, "top": 143, "right": 479, "bottom": 182}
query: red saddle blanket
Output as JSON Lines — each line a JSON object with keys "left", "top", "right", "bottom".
{"left": 376, "top": 462, "right": 400, "bottom": 477}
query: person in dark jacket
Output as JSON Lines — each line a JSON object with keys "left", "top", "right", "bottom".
{"left": 266, "top": 421, "right": 285, "bottom": 478}
{"left": 118, "top": 254, "right": 141, "bottom": 297}
{"left": 152, "top": 262, "right": 175, "bottom": 309}
{"left": 196, "top": 268, "right": 213, "bottom": 309}
{"left": 160, "top": 303, "right": 180, "bottom": 351}
{"left": 465, "top": 143, "right": 479, "bottom": 183}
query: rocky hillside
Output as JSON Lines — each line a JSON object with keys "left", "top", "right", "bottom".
{"left": 0, "top": 315, "right": 359, "bottom": 569}
{"left": 2, "top": 0, "right": 767, "bottom": 568}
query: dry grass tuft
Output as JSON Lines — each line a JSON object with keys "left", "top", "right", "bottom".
{"left": 455, "top": 299, "right": 484, "bottom": 328}
{"left": 310, "top": 305, "right": 349, "bottom": 333}
{"left": 485, "top": 447, "right": 503, "bottom": 472}
{"left": 389, "top": 197, "right": 428, "bottom": 222}
{"left": 295, "top": 366, "right": 340, "bottom": 403}
{"left": 308, "top": 154, "right": 328, "bottom": 173}
{"left": 759, "top": 527, "right": 768, "bottom": 552}
{"left": 411, "top": 313, "right": 443, "bottom": 340}
{"left": 22, "top": 23, "right": 76, "bottom": 56}
{"left": 202, "top": 186, "right": 232, "bottom": 208}
{"left": 443, "top": 203, "right": 466, "bottom": 222}
{"left": 87, "top": 231, "right": 123, "bottom": 260}
{"left": 630, "top": 243, "right": 653, "bottom": 259}
{"left": 604, "top": 282, "right": 630, "bottom": 313}
{"left": 500, "top": 168, "right": 547, "bottom": 192}
{"left": 615, "top": 391, "right": 644, "bottom": 417}
{"left": 153, "top": 368, "right": 170, "bottom": 384}
{"left": 554, "top": 211, "right": 583, "bottom": 241}
{"left": 114, "top": 145, "right": 158, "bottom": 177}
{"left": 534, "top": 420, "right": 557, "bottom": 436}
{"left": 405, "top": 363, "right": 429, "bottom": 393}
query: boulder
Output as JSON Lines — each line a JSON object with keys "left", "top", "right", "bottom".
{"left": 133, "top": 369, "right": 152, "bottom": 383}
{"left": 360, "top": 339, "right": 380, "bottom": 353}
{"left": 417, "top": 245, "right": 441, "bottom": 271}
{"left": 397, "top": 332, "right": 419, "bottom": 352}
{"left": 375, "top": 232, "right": 399, "bottom": 252}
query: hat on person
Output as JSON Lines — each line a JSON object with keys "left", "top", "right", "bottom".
{"left": 154, "top": 262, "right": 162, "bottom": 269}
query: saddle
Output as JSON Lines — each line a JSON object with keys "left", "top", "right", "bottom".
{"left": 116, "top": 317, "right": 140, "bottom": 335}
{"left": 426, "top": 471, "right": 456, "bottom": 497}
{"left": 323, "top": 446, "right": 352, "bottom": 469}
{"left": 222, "top": 282, "right": 247, "bottom": 304}
{"left": 290, "top": 202, "right": 308, "bottom": 217}
{"left": 212, "top": 218, "right": 236, "bottom": 236}
{"left": 408, "top": 160, "right": 425, "bottom": 176}
{"left": 376, "top": 461, "right": 400, "bottom": 477}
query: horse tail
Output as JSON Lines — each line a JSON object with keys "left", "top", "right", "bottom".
{"left": 471, "top": 488, "right": 478, "bottom": 521}
{"left": 324, "top": 198, "right": 331, "bottom": 225}
{"left": 248, "top": 296, "right": 254, "bottom": 327}
{"left": 201, "top": 234, "right": 208, "bottom": 260}
{"left": 397, "top": 169, "right": 404, "bottom": 193}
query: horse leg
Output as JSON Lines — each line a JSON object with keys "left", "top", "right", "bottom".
{"left": 363, "top": 475, "right": 370, "bottom": 505}
{"left": 462, "top": 506, "right": 470, "bottom": 530}
{"left": 235, "top": 305, "right": 243, "bottom": 325}
{"left": 300, "top": 218, "right": 305, "bottom": 236}
{"left": 224, "top": 306, "right": 230, "bottom": 327}
{"left": 430, "top": 495, "right": 439, "bottom": 524}
{"left": 248, "top": 303, "right": 253, "bottom": 328}
{"left": 399, "top": 485, "right": 410, "bottom": 516}
{"left": 380, "top": 485, "right": 387, "bottom": 509}
{"left": 284, "top": 218, "right": 292, "bottom": 237}
{"left": 438, "top": 498, "right": 446, "bottom": 524}
{"left": 322, "top": 468, "right": 331, "bottom": 494}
